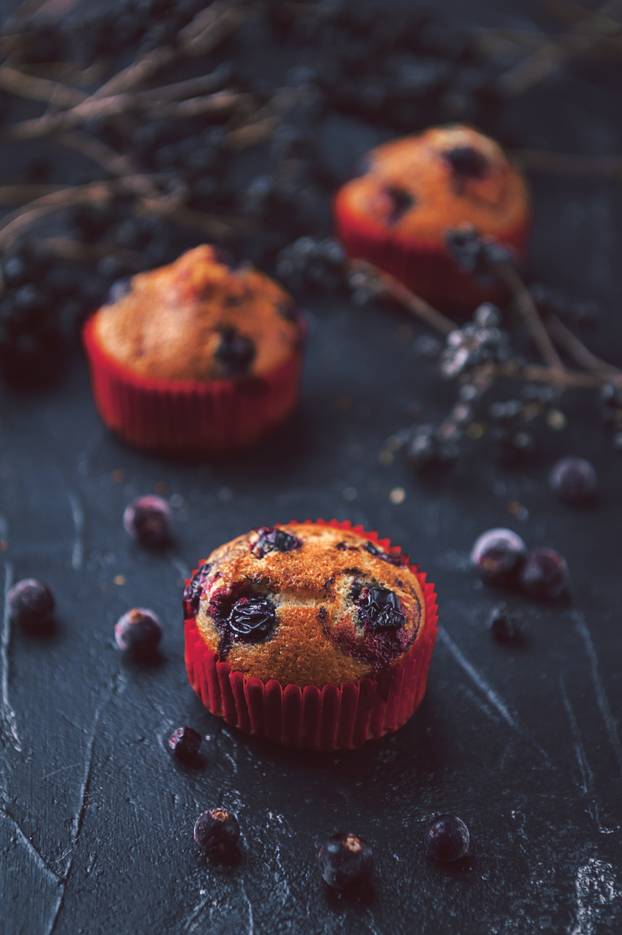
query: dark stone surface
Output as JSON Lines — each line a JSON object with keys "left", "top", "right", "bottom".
{"left": 1, "top": 3, "right": 622, "bottom": 935}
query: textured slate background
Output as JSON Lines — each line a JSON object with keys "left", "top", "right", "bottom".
{"left": 1, "top": 2, "right": 622, "bottom": 934}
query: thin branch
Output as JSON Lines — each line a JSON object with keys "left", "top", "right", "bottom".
{"left": 93, "top": 2, "right": 241, "bottom": 99}
{"left": 496, "top": 262, "right": 566, "bottom": 371}
{"left": 499, "top": 0, "right": 622, "bottom": 96}
{"left": 548, "top": 314, "right": 622, "bottom": 376}
{"left": 0, "top": 65, "right": 85, "bottom": 107}
{"left": 514, "top": 148, "right": 622, "bottom": 179}
{"left": 349, "top": 259, "right": 457, "bottom": 335}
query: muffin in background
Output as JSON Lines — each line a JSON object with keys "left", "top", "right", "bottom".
{"left": 83, "top": 245, "right": 304, "bottom": 454}
{"left": 335, "top": 124, "right": 530, "bottom": 309}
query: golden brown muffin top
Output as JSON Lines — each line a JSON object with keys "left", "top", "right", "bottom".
{"left": 92, "top": 245, "right": 302, "bottom": 382}
{"left": 184, "top": 523, "right": 426, "bottom": 686}
{"left": 336, "top": 125, "right": 530, "bottom": 247}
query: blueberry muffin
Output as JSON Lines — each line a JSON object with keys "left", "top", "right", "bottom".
{"left": 335, "top": 124, "right": 530, "bottom": 309}
{"left": 184, "top": 520, "right": 438, "bottom": 750}
{"left": 84, "top": 245, "right": 304, "bottom": 453}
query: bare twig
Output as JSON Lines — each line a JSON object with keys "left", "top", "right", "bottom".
{"left": 496, "top": 262, "right": 566, "bottom": 371}
{"left": 548, "top": 314, "right": 621, "bottom": 375}
{"left": 514, "top": 148, "right": 622, "bottom": 179}
{"left": 94, "top": 2, "right": 241, "bottom": 99}
{"left": 0, "top": 65, "right": 85, "bottom": 107}
{"left": 499, "top": 0, "right": 622, "bottom": 96}
{"left": 350, "top": 259, "right": 456, "bottom": 335}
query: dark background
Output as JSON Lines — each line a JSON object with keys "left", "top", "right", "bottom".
{"left": 1, "top": 1, "right": 622, "bottom": 933}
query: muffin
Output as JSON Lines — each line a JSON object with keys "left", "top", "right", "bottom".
{"left": 334, "top": 124, "right": 530, "bottom": 309}
{"left": 83, "top": 245, "right": 304, "bottom": 454}
{"left": 184, "top": 519, "right": 438, "bottom": 750}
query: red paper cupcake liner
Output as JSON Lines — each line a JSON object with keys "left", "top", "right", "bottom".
{"left": 334, "top": 189, "right": 529, "bottom": 311}
{"left": 184, "top": 519, "right": 439, "bottom": 750}
{"left": 83, "top": 316, "right": 303, "bottom": 455}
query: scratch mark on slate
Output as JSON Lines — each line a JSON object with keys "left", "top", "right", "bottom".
{"left": 44, "top": 672, "right": 123, "bottom": 935}
{"left": 460, "top": 684, "right": 504, "bottom": 728}
{"left": 439, "top": 629, "right": 519, "bottom": 732}
{"left": 0, "top": 804, "right": 62, "bottom": 885}
{"left": 182, "top": 890, "right": 212, "bottom": 932}
{"left": 240, "top": 880, "right": 255, "bottom": 935}
{"left": 0, "top": 561, "right": 21, "bottom": 753}
{"left": 559, "top": 676, "right": 609, "bottom": 832}
{"left": 574, "top": 612, "right": 622, "bottom": 777}
{"left": 569, "top": 857, "right": 619, "bottom": 935}
{"left": 67, "top": 492, "right": 84, "bottom": 571}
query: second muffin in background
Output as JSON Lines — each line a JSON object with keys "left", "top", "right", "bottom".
{"left": 84, "top": 245, "right": 304, "bottom": 455}
{"left": 334, "top": 124, "right": 530, "bottom": 309}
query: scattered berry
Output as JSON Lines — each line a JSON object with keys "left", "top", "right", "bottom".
{"left": 520, "top": 548, "right": 569, "bottom": 601}
{"left": 8, "top": 578, "right": 55, "bottom": 627}
{"left": 549, "top": 457, "right": 597, "bottom": 505}
{"left": 194, "top": 808, "right": 240, "bottom": 860}
{"left": 251, "top": 526, "right": 302, "bottom": 559}
{"left": 114, "top": 608, "right": 162, "bottom": 657}
{"left": 425, "top": 815, "right": 470, "bottom": 862}
{"left": 471, "top": 529, "right": 527, "bottom": 586}
{"left": 168, "top": 726, "right": 202, "bottom": 761}
{"left": 123, "top": 495, "right": 172, "bottom": 549}
{"left": 488, "top": 604, "right": 523, "bottom": 644}
{"left": 317, "top": 833, "right": 373, "bottom": 889}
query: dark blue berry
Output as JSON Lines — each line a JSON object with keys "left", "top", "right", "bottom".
{"left": 317, "top": 833, "right": 373, "bottom": 889}
{"left": 355, "top": 585, "right": 405, "bottom": 631}
{"left": 520, "top": 548, "right": 568, "bottom": 601}
{"left": 8, "top": 579, "right": 55, "bottom": 627}
{"left": 168, "top": 726, "right": 202, "bottom": 761}
{"left": 488, "top": 604, "right": 523, "bottom": 644}
{"left": 443, "top": 145, "right": 489, "bottom": 179}
{"left": 425, "top": 815, "right": 470, "bottom": 862}
{"left": 252, "top": 527, "right": 302, "bottom": 558}
{"left": 123, "top": 495, "right": 171, "bottom": 549}
{"left": 365, "top": 541, "right": 407, "bottom": 566}
{"left": 227, "top": 596, "right": 277, "bottom": 642}
{"left": 384, "top": 184, "right": 415, "bottom": 224}
{"left": 194, "top": 808, "right": 240, "bottom": 860}
{"left": 214, "top": 326, "right": 255, "bottom": 377}
{"left": 549, "top": 457, "right": 597, "bottom": 505}
{"left": 471, "top": 529, "right": 527, "bottom": 586}
{"left": 114, "top": 608, "right": 162, "bottom": 657}
{"left": 183, "top": 563, "right": 212, "bottom": 617}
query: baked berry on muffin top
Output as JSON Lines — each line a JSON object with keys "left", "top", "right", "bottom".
{"left": 183, "top": 522, "right": 425, "bottom": 686}
{"left": 91, "top": 245, "right": 302, "bottom": 382}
